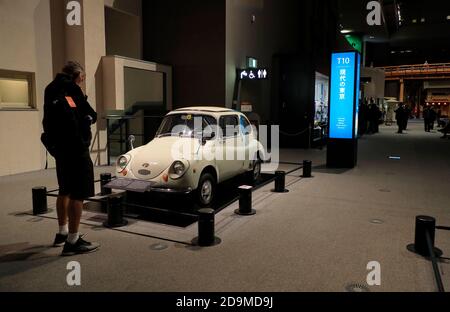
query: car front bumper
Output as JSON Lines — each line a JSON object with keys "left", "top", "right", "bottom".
{"left": 105, "top": 178, "right": 193, "bottom": 194}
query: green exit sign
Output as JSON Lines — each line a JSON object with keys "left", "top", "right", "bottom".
{"left": 247, "top": 57, "right": 258, "bottom": 69}
{"left": 345, "top": 35, "right": 362, "bottom": 53}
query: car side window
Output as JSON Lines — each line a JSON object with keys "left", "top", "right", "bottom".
{"left": 203, "top": 116, "right": 217, "bottom": 127}
{"left": 240, "top": 116, "right": 252, "bottom": 135}
{"left": 220, "top": 115, "right": 239, "bottom": 138}
{"left": 203, "top": 116, "right": 218, "bottom": 138}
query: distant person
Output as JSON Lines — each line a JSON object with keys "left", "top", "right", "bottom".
{"left": 375, "top": 105, "right": 382, "bottom": 133}
{"left": 368, "top": 101, "right": 379, "bottom": 134}
{"left": 403, "top": 105, "right": 411, "bottom": 130}
{"left": 429, "top": 106, "right": 437, "bottom": 131}
{"left": 367, "top": 104, "right": 374, "bottom": 134}
{"left": 42, "top": 61, "right": 100, "bottom": 256}
{"left": 436, "top": 109, "right": 442, "bottom": 127}
{"left": 402, "top": 104, "right": 409, "bottom": 132}
{"left": 423, "top": 106, "right": 431, "bottom": 132}
{"left": 395, "top": 104, "right": 405, "bottom": 134}
{"left": 360, "top": 102, "right": 369, "bottom": 135}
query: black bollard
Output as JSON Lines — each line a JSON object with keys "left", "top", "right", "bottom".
{"left": 271, "top": 171, "right": 289, "bottom": 193}
{"left": 100, "top": 173, "right": 112, "bottom": 196}
{"left": 194, "top": 208, "right": 221, "bottom": 247}
{"left": 103, "top": 196, "right": 128, "bottom": 228}
{"left": 302, "top": 160, "right": 312, "bottom": 178}
{"left": 32, "top": 187, "right": 48, "bottom": 215}
{"left": 414, "top": 215, "right": 436, "bottom": 257}
{"left": 235, "top": 186, "right": 256, "bottom": 216}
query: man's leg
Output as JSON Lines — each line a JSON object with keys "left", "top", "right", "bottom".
{"left": 62, "top": 197, "right": 100, "bottom": 256}
{"left": 51, "top": 195, "right": 70, "bottom": 246}
{"left": 67, "top": 199, "right": 83, "bottom": 243}
{"left": 61, "top": 152, "right": 100, "bottom": 256}
{"left": 54, "top": 156, "right": 71, "bottom": 246}
{"left": 56, "top": 195, "right": 69, "bottom": 230}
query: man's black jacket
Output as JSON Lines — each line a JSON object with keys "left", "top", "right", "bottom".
{"left": 42, "top": 73, "right": 97, "bottom": 157}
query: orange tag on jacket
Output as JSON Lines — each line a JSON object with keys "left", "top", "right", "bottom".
{"left": 65, "top": 96, "right": 77, "bottom": 108}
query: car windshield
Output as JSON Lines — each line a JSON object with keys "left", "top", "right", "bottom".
{"left": 156, "top": 114, "right": 217, "bottom": 138}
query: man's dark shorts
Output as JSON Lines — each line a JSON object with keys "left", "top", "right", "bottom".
{"left": 55, "top": 151, "right": 95, "bottom": 200}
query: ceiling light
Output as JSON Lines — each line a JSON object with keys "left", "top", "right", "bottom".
{"left": 391, "top": 51, "right": 396, "bottom": 54}
{"left": 421, "top": 18, "right": 426, "bottom": 22}
{"left": 412, "top": 19, "right": 417, "bottom": 23}
{"left": 447, "top": 16, "right": 450, "bottom": 20}
{"left": 369, "top": 36, "right": 375, "bottom": 39}
{"left": 340, "top": 29, "right": 353, "bottom": 34}
{"left": 406, "top": 50, "right": 412, "bottom": 53}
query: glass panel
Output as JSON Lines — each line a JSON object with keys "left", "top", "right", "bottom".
{"left": 124, "top": 67, "right": 164, "bottom": 111}
{"left": 0, "top": 78, "right": 30, "bottom": 108}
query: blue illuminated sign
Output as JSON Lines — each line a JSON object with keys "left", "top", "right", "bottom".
{"left": 329, "top": 51, "right": 360, "bottom": 139}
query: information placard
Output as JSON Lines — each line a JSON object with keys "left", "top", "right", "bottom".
{"left": 329, "top": 52, "right": 359, "bottom": 139}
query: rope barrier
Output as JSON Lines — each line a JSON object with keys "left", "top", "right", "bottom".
{"left": 425, "top": 230, "right": 445, "bottom": 292}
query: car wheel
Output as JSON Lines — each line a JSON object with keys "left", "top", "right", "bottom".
{"left": 196, "top": 172, "right": 216, "bottom": 207}
{"left": 252, "top": 159, "right": 262, "bottom": 182}
{"left": 246, "top": 158, "right": 262, "bottom": 184}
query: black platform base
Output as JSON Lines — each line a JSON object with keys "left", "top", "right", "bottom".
{"left": 327, "top": 139, "right": 358, "bottom": 168}
{"left": 234, "top": 209, "right": 256, "bottom": 216}
{"left": 270, "top": 189, "right": 289, "bottom": 193}
{"left": 103, "top": 219, "right": 129, "bottom": 229}
{"left": 406, "top": 243, "right": 443, "bottom": 259}
{"left": 191, "top": 237, "right": 222, "bottom": 247}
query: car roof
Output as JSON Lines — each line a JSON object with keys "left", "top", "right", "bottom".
{"left": 173, "top": 106, "right": 237, "bottom": 113}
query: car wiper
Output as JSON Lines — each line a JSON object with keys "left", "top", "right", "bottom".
{"left": 157, "top": 133, "right": 173, "bottom": 138}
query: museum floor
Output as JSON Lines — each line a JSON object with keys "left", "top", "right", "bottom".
{"left": 1, "top": 121, "right": 449, "bottom": 292}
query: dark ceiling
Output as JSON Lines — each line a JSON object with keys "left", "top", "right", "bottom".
{"left": 338, "top": 0, "right": 450, "bottom": 66}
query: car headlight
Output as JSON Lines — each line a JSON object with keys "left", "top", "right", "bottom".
{"left": 170, "top": 161, "right": 189, "bottom": 179}
{"left": 117, "top": 156, "right": 129, "bottom": 171}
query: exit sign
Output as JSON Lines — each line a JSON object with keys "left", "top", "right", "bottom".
{"left": 247, "top": 57, "right": 258, "bottom": 68}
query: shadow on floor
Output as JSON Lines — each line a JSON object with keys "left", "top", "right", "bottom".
{"left": 9, "top": 209, "right": 54, "bottom": 218}
{"left": 312, "top": 164, "right": 352, "bottom": 175}
{"left": 0, "top": 243, "right": 60, "bottom": 280}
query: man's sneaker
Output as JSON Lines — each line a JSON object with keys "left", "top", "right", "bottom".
{"left": 53, "top": 233, "right": 68, "bottom": 247}
{"left": 61, "top": 236, "right": 100, "bottom": 256}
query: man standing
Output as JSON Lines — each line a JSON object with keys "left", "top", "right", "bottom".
{"left": 42, "top": 61, "right": 100, "bottom": 256}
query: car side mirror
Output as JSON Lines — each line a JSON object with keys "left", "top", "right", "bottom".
{"left": 128, "top": 135, "right": 136, "bottom": 150}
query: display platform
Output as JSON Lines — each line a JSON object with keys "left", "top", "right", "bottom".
{"left": 86, "top": 173, "right": 276, "bottom": 228}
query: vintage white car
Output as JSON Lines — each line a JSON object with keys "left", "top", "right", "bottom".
{"left": 115, "top": 107, "right": 266, "bottom": 207}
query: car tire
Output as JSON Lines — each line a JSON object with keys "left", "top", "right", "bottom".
{"left": 196, "top": 172, "right": 216, "bottom": 207}
{"left": 246, "top": 158, "right": 262, "bottom": 184}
